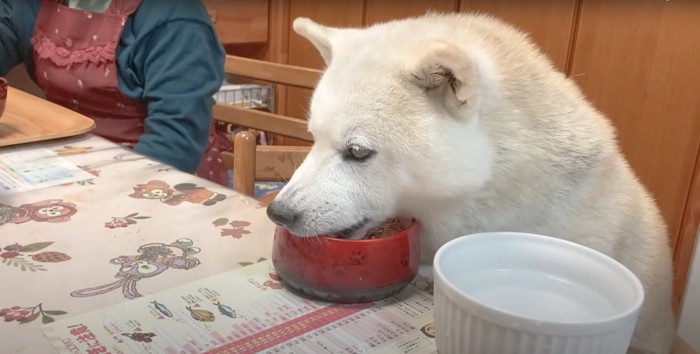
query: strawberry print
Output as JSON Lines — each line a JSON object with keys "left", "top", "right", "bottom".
{"left": 0, "top": 242, "right": 71, "bottom": 272}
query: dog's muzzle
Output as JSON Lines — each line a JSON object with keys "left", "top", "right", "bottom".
{"left": 266, "top": 200, "right": 298, "bottom": 228}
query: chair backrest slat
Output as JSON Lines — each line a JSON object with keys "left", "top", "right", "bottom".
{"left": 225, "top": 55, "right": 322, "bottom": 89}
{"left": 213, "top": 104, "right": 312, "bottom": 141}
{"left": 215, "top": 55, "right": 320, "bottom": 196}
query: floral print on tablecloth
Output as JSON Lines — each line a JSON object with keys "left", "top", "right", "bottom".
{"left": 0, "top": 134, "right": 279, "bottom": 353}
{"left": 1, "top": 303, "right": 68, "bottom": 324}
{"left": 103, "top": 212, "right": 150, "bottom": 229}
{"left": 212, "top": 218, "right": 252, "bottom": 239}
{"left": 61, "top": 165, "right": 100, "bottom": 186}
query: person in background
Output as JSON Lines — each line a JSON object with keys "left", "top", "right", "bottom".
{"left": 0, "top": 0, "right": 231, "bottom": 186}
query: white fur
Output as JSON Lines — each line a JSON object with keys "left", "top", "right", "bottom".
{"left": 270, "top": 13, "right": 675, "bottom": 354}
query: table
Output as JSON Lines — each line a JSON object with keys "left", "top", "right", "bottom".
{"left": 0, "top": 111, "right": 696, "bottom": 354}
{"left": 0, "top": 134, "right": 277, "bottom": 353}
{"left": 0, "top": 87, "right": 94, "bottom": 147}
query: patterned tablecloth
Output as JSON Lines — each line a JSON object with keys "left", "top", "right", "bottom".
{"left": 0, "top": 134, "right": 278, "bottom": 353}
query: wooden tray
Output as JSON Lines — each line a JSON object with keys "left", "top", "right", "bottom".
{"left": 0, "top": 87, "right": 95, "bottom": 147}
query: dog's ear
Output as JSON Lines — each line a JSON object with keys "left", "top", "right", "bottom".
{"left": 408, "top": 41, "right": 481, "bottom": 116}
{"left": 293, "top": 17, "right": 336, "bottom": 65}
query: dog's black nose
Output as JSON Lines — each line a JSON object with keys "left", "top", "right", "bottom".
{"left": 266, "top": 201, "right": 298, "bottom": 227}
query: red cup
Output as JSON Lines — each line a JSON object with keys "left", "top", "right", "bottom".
{"left": 272, "top": 219, "right": 420, "bottom": 303}
{"left": 0, "top": 77, "right": 7, "bottom": 119}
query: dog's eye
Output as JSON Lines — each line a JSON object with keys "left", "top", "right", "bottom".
{"left": 344, "top": 145, "right": 374, "bottom": 161}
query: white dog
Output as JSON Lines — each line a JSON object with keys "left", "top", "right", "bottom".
{"left": 266, "top": 13, "right": 675, "bottom": 354}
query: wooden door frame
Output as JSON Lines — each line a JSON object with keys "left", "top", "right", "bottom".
{"left": 674, "top": 148, "right": 700, "bottom": 313}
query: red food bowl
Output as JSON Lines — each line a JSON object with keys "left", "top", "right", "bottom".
{"left": 271, "top": 219, "right": 420, "bottom": 303}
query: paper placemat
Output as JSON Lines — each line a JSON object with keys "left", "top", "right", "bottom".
{"left": 42, "top": 260, "right": 438, "bottom": 354}
{"left": 0, "top": 147, "right": 96, "bottom": 195}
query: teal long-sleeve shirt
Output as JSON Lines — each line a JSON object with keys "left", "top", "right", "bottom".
{"left": 0, "top": 0, "right": 226, "bottom": 173}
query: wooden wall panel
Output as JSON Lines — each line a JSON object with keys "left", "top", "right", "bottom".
{"left": 264, "top": 0, "right": 292, "bottom": 126}
{"left": 204, "top": 0, "right": 269, "bottom": 45}
{"left": 675, "top": 153, "right": 700, "bottom": 312}
{"left": 570, "top": 0, "right": 700, "bottom": 310}
{"left": 281, "top": 0, "right": 365, "bottom": 144}
{"left": 288, "top": 1, "right": 364, "bottom": 70}
{"left": 459, "top": 0, "right": 579, "bottom": 72}
{"left": 279, "top": 0, "right": 578, "bottom": 136}
{"left": 571, "top": 0, "right": 700, "bottom": 243}
{"left": 264, "top": 0, "right": 292, "bottom": 64}
{"left": 364, "top": 0, "right": 457, "bottom": 25}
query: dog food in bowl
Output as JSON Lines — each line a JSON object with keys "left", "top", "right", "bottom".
{"left": 271, "top": 218, "right": 420, "bottom": 303}
{"left": 361, "top": 218, "right": 404, "bottom": 239}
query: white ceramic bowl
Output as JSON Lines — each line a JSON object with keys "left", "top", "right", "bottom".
{"left": 433, "top": 232, "right": 644, "bottom": 354}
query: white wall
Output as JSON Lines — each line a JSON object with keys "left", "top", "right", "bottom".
{"left": 679, "top": 223, "right": 700, "bottom": 350}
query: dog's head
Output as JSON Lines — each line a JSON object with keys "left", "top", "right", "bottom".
{"left": 267, "top": 17, "right": 495, "bottom": 238}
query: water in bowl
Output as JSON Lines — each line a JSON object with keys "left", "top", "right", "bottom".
{"left": 455, "top": 268, "right": 617, "bottom": 323}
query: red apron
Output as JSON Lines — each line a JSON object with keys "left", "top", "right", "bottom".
{"left": 30, "top": 0, "right": 231, "bottom": 186}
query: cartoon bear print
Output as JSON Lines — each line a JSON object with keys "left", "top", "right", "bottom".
{"left": 0, "top": 199, "right": 78, "bottom": 225}
{"left": 128, "top": 180, "right": 226, "bottom": 206}
{"left": 71, "top": 238, "right": 201, "bottom": 299}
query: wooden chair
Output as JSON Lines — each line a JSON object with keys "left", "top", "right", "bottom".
{"left": 214, "top": 55, "right": 322, "bottom": 197}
